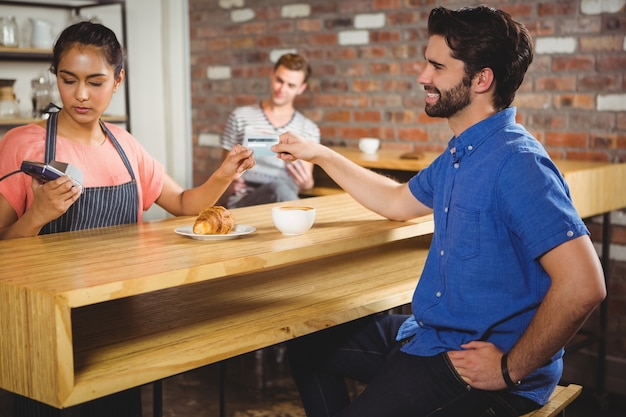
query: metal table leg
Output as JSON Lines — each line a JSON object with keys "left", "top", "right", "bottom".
{"left": 153, "top": 380, "right": 163, "bottom": 417}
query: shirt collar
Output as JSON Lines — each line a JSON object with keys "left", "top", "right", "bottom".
{"left": 447, "top": 107, "right": 518, "bottom": 163}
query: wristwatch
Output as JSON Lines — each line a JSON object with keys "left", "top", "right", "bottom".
{"left": 501, "top": 353, "right": 522, "bottom": 388}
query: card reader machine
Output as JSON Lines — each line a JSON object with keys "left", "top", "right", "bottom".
{"left": 21, "top": 160, "right": 83, "bottom": 190}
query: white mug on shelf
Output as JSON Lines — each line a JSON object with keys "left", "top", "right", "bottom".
{"left": 30, "top": 18, "right": 54, "bottom": 49}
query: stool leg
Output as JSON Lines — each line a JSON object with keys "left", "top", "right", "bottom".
{"left": 219, "top": 361, "right": 226, "bottom": 417}
{"left": 152, "top": 381, "right": 162, "bottom": 417}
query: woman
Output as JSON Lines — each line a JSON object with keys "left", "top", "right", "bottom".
{"left": 0, "top": 21, "right": 254, "bottom": 415}
{"left": 0, "top": 21, "right": 254, "bottom": 240}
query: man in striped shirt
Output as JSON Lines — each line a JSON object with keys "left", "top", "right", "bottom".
{"left": 219, "top": 53, "right": 320, "bottom": 208}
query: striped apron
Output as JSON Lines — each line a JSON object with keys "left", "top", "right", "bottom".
{"left": 40, "top": 112, "right": 139, "bottom": 234}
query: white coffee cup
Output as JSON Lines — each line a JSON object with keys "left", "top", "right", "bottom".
{"left": 272, "top": 205, "right": 316, "bottom": 235}
{"left": 359, "top": 138, "right": 380, "bottom": 154}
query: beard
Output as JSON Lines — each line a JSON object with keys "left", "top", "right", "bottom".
{"left": 424, "top": 74, "right": 472, "bottom": 118}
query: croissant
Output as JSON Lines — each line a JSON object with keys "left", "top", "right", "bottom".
{"left": 192, "top": 206, "right": 235, "bottom": 235}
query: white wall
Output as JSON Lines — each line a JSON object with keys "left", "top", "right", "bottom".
{"left": 125, "top": 0, "right": 192, "bottom": 219}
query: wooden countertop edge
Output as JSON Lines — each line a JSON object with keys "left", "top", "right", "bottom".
{"left": 58, "top": 216, "right": 434, "bottom": 307}
{"left": 63, "top": 237, "right": 430, "bottom": 407}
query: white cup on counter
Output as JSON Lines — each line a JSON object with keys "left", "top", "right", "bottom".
{"left": 272, "top": 205, "right": 316, "bottom": 235}
{"left": 358, "top": 138, "right": 380, "bottom": 154}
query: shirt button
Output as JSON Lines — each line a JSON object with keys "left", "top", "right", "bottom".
{"left": 467, "top": 145, "right": 473, "bottom": 151}
{"left": 436, "top": 291, "right": 442, "bottom": 297}
{"left": 440, "top": 250, "right": 445, "bottom": 256}
{"left": 418, "top": 321, "right": 424, "bottom": 327}
{"left": 454, "top": 163, "right": 460, "bottom": 169}
{"left": 444, "top": 207, "right": 449, "bottom": 213}
{"left": 567, "top": 230, "right": 574, "bottom": 237}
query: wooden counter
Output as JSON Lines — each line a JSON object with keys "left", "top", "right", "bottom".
{"left": 2, "top": 152, "right": 624, "bottom": 408}
{"left": 330, "top": 146, "right": 438, "bottom": 172}
{"left": 556, "top": 159, "right": 626, "bottom": 219}
{"left": 0, "top": 194, "right": 434, "bottom": 408}
{"left": 330, "top": 146, "right": 626, "bottom": 219}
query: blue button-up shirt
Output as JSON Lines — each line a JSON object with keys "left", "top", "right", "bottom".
{"left": 398, "top": 108, "right": 588, "bottom": 404}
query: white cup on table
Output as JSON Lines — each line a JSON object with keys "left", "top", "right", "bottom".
{"left": 358, "top": 138, "right": 380, "bottom": 154}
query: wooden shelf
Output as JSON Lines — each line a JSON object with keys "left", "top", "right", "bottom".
{"left": 0, "top": 46, "right": 52, "bottom": 60}
{"left": 0, "top": 1, "right": 116, "bottom": 9}
{"left": 0, "top": 114, "right": 127, "bottom": 127}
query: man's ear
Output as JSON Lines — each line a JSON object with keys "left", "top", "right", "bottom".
{"left": 475, "top": 68, "right": 494, "bottom": 93}
{"left": 296, "top": 82, "right": 308, "bottom": 96}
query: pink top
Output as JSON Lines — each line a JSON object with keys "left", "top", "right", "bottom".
{"left": 0, "top": 122, "right": 165, "bottom": 222}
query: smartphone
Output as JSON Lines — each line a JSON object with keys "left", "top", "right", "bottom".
{"left": 21, "top": 160, "right": 83, "bottom": 189}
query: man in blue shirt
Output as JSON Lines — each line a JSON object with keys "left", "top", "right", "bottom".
{"left": 274, "top": 5, "right": 606, "bottom": 417}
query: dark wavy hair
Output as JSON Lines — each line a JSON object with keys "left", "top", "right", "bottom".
{"left": 428, "top": 5, "right": 534, "bottom": 111}
{"left": 50, "top": 21, "right": 125, "bottom": 78}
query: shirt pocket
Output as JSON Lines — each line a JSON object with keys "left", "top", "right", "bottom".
{"left": 448, "top": 205, "right": 480, "bottom": 260}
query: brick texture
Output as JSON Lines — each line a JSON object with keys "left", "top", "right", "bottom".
{"left": 189, "top": 0, "right": 626, "bottom": 359}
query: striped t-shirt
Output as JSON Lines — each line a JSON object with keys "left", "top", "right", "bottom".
{"left": 221, "top": 103, "right": 320, "bottom": 185}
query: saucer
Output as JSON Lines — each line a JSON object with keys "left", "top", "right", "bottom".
{"left": 174, "top": 224, "right": 256, "bottom": 241}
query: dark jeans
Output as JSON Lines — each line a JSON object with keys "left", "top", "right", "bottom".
{"left": 287, "top": 313, "right": 540, "bottom": 417}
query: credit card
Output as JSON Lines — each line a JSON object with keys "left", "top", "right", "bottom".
{"left": 243, "top": 134, "right": 279, "bottom": 157}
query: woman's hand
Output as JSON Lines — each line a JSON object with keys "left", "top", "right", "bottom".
{"left": 216, "top": 144, "right": 255, "bottom": 179}
{"left": 29, "top": 176, "right": 82, "bottom": 226}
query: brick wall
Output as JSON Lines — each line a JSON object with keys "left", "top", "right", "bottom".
{"left": 189, "top": 0, "right": 626, "bottom": 359}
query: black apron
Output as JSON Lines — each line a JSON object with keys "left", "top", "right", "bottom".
{"left": 40, "top": 112, "right": 139, "bottom": 234}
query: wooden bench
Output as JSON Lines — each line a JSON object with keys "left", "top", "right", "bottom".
{"left": 520, "top": 384, "right": 582, "bottom": 417}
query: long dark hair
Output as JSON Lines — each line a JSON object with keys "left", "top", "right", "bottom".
{"left": 428, "top": 5, "right": 534, "bottom": 111}
{"left": 50, "top": 21, "right": 125, "bottom": 78}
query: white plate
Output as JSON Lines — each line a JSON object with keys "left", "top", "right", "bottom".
{"left": 174, "top": 224, "right": 256, "bottom": 241}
